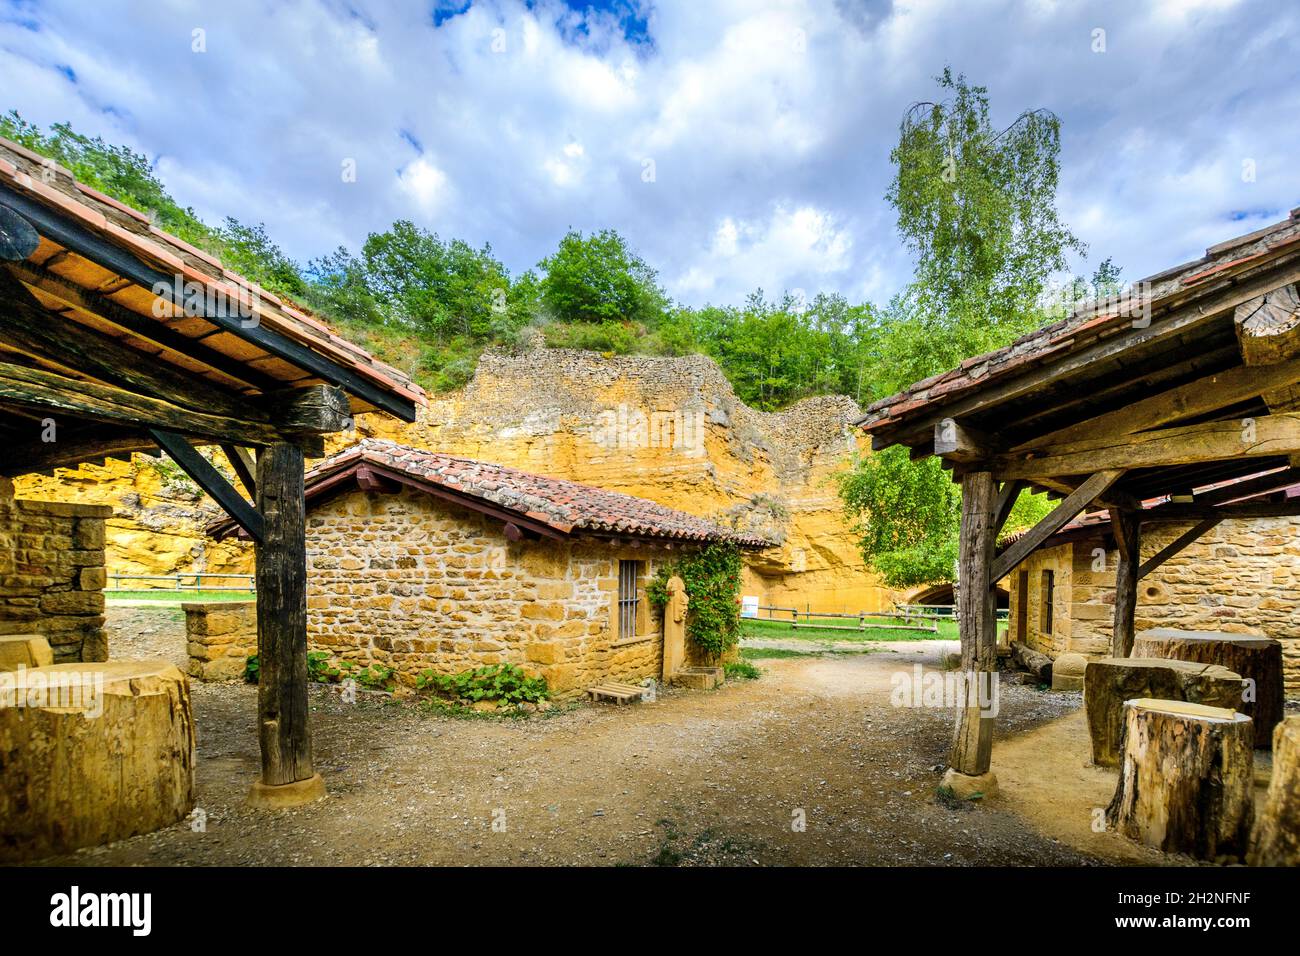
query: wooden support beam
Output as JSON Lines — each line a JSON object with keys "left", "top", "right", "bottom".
{"left": 355, "top": 464, "right": 400, "bottom": 494}
{"left": 990, "top": 470, "right": 1125, "bottom": 583}
{"left": 0, "top": 205, "right": 38, "bottom": 261}
{"left": 1138, "top": 518, "right": 1221, "bottom": 580}
{"left": 1111, "top": 509, "right": 1142, "bottom": 657}
{"left": 0, "top": 359, "right": 282, "bottom": 445}
{"left": 0, "top": 427, "right": 155, "bottom": 477}
{"left": 1013, "top": 356, "right": 1300, "bottom": 452}
{"left": 993, "top": 479, "right": 1025, "bottom": 533}
{"left": 0, "top": 269, "right": 265, "bottom": 421}
{"left": 150, "top": 430, "right": 264, "bottom": 543}
{"left": 0, "top": 187, "right": 418, "bottom": 422}
{"left": 949, "top": 470, "right": 998, "bottom": 777}
{"left": 934, "top": 418, "right": 993, "bottom": 464}
{"left": 998, "top": 413, "right": 1300, "bottom": 480}
{"left": 271, "top": 384, "right": 352, "bottom": 435}
{"left": 8, "top": 260, "right": 283, "bottom": 392}
{"left": 1236, "top": 284, "right": 1300, "bottom": 366}
{"left": 221, "top": 444, "right": 257, "bottom": 500}
{"left": 1193, "top": 467, "right": 1300, "bottom": 505}
{"left": 254, "top": 443, "right": 316, "bottom": 789}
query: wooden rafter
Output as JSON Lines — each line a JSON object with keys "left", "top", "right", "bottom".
{"left": 990, "top": 470, "right": 1124, "bottom": 582}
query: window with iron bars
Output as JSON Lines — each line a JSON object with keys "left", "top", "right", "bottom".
{"left": 617, "top": 560, "right": 641, "bottom": 639}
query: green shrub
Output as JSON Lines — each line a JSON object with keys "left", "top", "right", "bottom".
{"left": 244, "top": 654, "right": 259, "bottom": 684}
{"left": 724, "top": 660, "right": 761, "bottom": 681}
{"left": 646, "top": 542, "right": 744, "bottom": 660}
{"left": 416, "top": 663, "right": 548, "bottom": 705}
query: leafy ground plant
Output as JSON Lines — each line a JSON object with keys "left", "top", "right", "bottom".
{"left": 416, "top": 663, "right": 549, "bottom": 707}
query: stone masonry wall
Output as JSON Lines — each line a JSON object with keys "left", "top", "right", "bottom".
{"left": 0, "top": 478, "right": 109, "bottom": 663}
{"left": 1010, "top": 517, "right": 1300, "bottom": 693}
{"left": 184, "top": 601, "right": 256, "bottom": 681}
{"left": 305, "top": 487, "right": 682, "bottom": 697}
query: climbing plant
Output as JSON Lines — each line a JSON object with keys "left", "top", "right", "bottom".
{"left": 647, "top": 543, "right": 743, "bottom": 660}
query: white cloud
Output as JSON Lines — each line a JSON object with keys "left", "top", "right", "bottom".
{"left": 0, "top": 0, "right": 1295, "bottom": 309}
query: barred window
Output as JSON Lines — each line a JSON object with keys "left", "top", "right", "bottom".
{"left": 618, "top": 560, "right": 641, "bottom": 639}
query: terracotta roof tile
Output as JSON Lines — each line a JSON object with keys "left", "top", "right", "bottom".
{"left": 302, "top": 439, "right": 771, "bottom": 548}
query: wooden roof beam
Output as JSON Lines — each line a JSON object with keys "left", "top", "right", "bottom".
{"left": 990, "top": 469, "right": 1125, "bottom": 582}
{"left": 1236, "top": 284, "right": 1300, "bottom": 366}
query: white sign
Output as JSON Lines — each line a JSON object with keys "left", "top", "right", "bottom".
{"left": 740, "top": 595, "right": 759, "bottom": 619}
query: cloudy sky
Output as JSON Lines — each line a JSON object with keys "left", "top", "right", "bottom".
{"left": 1, "top": 0, "right": 1297, "bottom": 308}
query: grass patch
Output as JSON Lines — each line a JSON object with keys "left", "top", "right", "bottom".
{"left": 724, "top": 659, "right": 761, "bottom": 680}
{"left": 740, "top": 615, "right": 957, "bottom": 642}
{"left": 106, "top": 589, "right": 254, "bottom": 603}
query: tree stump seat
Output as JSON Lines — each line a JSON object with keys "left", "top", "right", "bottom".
{"left": 1249, "top": 715, "right": 1300, "bottom": 866}
{"left": 1106, "top": 699, "right": 1254, "bottom": 861}
{"left": 1083, "top": 656, "right": 1243, "bottom": 767}
{"left": 1132, "top": 629, "right": 1284, "bottom": 748}
{"left": 0, "top": 659, "right": 195, "bottom": 862}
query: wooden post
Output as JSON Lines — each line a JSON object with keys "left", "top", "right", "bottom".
{"left": 948, "top": 471, "right": 998, "bottom": 779}
{"left": 1110, "top": 508, "right": 1141, "bottom": 657}
{"left": 248, "top": 442, "right": 325, "bottom": 807}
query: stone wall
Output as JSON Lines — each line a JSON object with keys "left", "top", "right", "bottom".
{"left": 184, "top": 601, "right": 256, "bottom": 681}
{"left": 0, "top": 478, "right": 109, "bottom": 663}
{"left": 1009, "top": 517, "right": 1300, "bottom": 693}
{"left": 306, "top": 486, "right": 693, "bottom": 697}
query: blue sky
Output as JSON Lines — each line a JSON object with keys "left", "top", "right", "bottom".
{"left": 1, "top": 0, "right": 1297, "bottom": 308}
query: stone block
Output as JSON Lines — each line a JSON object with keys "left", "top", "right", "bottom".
{"left": 1051, "top": 652, "right": 1088, "bottom": 691}
{"left": 0, "top": 634, "right": 53, "bottom": 671}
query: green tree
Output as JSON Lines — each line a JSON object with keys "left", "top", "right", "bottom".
{"left": 840, "top": 68, "right": 1084, "bottom": 587}
{"left": 538, "top": 229, "right": 667, "bottom": 326}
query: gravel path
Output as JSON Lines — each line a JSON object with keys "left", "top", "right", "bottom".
{"left": 63, "top": 605, "right": 1109, "bottom": 866}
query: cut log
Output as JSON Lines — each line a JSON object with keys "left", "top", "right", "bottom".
{"left": 1010, "top": 641, "right": 1053, "bottom": 682}
{"left": 1235, "top": 283, "right": 1300, "bottom": 366}
{"left": 0, "top": 660, "right": 195, "bottom": 862}
{"left": 1132, "top": 629, "right": 1283, "bottom": 749}
{"left": 1248, "top": 716, "right": 1300, "bottom": 866}
{"left": 1106, "top": 699, "right": 1254, "bottom": 861}
{"left": 1083, "top": 657, "right": 1244, "bottom": 767}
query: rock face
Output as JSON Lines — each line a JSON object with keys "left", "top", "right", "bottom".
{"left": 16, "top": 348, "right": 890, "bottom": 613}
{"left": 1083, "top": 657, "right": 1245, "bottom": 767}
{"left": 0, "top": 660, "right": 195, "bottom": 862}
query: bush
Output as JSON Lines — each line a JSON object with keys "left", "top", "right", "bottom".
{"left": 724, "top": 660, "right": 761, "bottom": 681}
{"left": 244, "top": 654, "right": 259, "bottom": 684}
{"left": 416, "top": 663, "right": 549, "bottom": 705}
{"left": 647, "top": 543, "right": 744, "bottom": 660}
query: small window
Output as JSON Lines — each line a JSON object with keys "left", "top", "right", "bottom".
{"left": 1039, "top": 570, "right": 1055, "bottom": 635}
{"left": 618, "top": 560, "right": 641, "bottom": 639}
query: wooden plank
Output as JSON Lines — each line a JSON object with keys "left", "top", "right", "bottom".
{"left": 990, "top": 470, "right": 1124, "bottom": 582}
{"left": 1111, "top": 509, "right": 1142, "bottom": 657}
{"left": 0, "top": 359, "right": 282, "bottom": 445}
{"left": 0, "top": 186, "right": 418, "bottom": 422}
{"left": 271, "top": 384, "right": 351, "bottom": 434}
{"left": 934, "top": 418, "right": 993, "bottom": 463}
{"left": 151, "top": 430, "right": 264, "bottom": 543}
{"left": 1236, "top": 284, "right": 1300, "bottom": 366}
{"left": 9, "top": 260, "right": 284, "bottom": 392}
{"left": 997, "top": 413, "right": 1300, "bottom": 480}
{"left": 0, "top": 428, "right": 155, "bottom": 478}
{"left": 254, "top": 442, "right": 315, "bottom": 786}
{"left": 0, "top": 269, "right": 265, "bottom": 420}
{"left": 994, "top": 479, "right": 1025, "bottom": 532}
{"left": 1012, "top": 356, "right": 1300, "bottom": 452}
{"left": 1138, "top": 518, "right": 1221, "bottom": 580}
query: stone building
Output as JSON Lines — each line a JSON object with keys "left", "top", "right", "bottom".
{"left": 213, "top": 439, "right": 766, "bottom": 696}
{"left": 1006, "top": 510, "right": 1300, "bottom": 693}
{"left": 0, "top": 477, "right": 109, "bottom": 663}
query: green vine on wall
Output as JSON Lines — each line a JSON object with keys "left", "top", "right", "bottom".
{"left": 647, "top": 542, "right": 743, "bottom": 660}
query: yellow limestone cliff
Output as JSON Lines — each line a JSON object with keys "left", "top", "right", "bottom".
{"left": 16, "top": 349, "right": 894, "bottom": 612}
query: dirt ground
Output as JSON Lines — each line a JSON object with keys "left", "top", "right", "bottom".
{"left": 39, "top": 606, "right": 1212, "bottom": 866}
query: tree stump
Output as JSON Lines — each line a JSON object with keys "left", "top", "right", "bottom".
{"left": 0, "top": 659, "right": 195, "bottom": 862}
{"left": 1133, "top": 629, "right": 1283, "bottom": 748}
{"left": 1083, "top": 657, "right": 1243, "bottom": 767}
{"left": 1248, "top": 715, "right": 1300, "bottom": 866}
{"left": 1107, "top": 699, "right": 1254, "bottom": 861}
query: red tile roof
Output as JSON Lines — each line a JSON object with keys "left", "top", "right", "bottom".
{"left": 216, "top": 439, "right": 769, "bottom": 547}
{"left": 0, "top": 135, "right": 425, "bottom": 414}
{"left": 857, "top": 209, "right": 1300, "bottom": 435}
